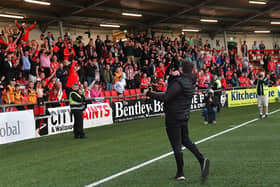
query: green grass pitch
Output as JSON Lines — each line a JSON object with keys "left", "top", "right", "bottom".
{"left": 1, "top": 103, "right": 280, "bottom": 187}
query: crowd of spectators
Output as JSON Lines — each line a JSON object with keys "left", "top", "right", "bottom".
{"left": 0, "top": 20, "right": 279, "bottom": 109}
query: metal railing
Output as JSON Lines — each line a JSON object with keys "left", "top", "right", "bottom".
{"left": 0, "top": 85, "right": 272, "bottom": 114}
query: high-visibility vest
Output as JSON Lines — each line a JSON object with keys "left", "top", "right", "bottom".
{"left": 69, "top": 91, "right": 82, "bottom": 105}
{"left": 215, "top": 79, "right": 222, "bottom": 89}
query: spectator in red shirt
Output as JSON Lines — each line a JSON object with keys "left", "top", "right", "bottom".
{"left": 239, "top": 73, "right": 247, "bottom": 87}
{"left": 106, "top": 52, "right": 115, "bottom": 64}
{"left": 66, "top": 61, "right": 80, "bottom": 97}
{"left": 267, "top": 60, "right": 276, "bottom": 73}
{"left": 50, "top": 55, "right": 59, "bottom": 75}
{"left": 15, "top": 20, "right": 36, "bottom": 42}
{"left": 155, "top": 62, "right": 170, "bottom": 78}
{"left": 156, "top": 77, "right": 166, "bottom": 92}
{"left": 64, "top": 43, "right": 76, "bottom": 61}
{"left": 140, "top": 73, "right": 150, "bottom": 92}
{"left": 221, "top": 74, "right": 227, "bottom": 88}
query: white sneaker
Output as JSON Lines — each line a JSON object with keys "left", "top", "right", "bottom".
{"left": 204, "top": 121, "right": 208, "bottom": 125}
{"left": 175, "top": 176, "right": 186, "bottom": 181}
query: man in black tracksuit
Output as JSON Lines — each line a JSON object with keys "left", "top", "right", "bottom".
{"left": 69, "top": 83, "right": 86, "bottom": 139}
{"left": 146, "top": 61, "right": 210, "bottom": 181}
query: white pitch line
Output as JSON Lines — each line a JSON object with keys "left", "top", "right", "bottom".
{"left": 85, "top": 108, "right": 280, "bottom": 187}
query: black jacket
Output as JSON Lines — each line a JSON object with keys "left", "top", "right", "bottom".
{"left": 147, "top": 74, "right": 194, "bottom": 127}
{"left": 203, "top": 94, "right": 218, "bottom": 109}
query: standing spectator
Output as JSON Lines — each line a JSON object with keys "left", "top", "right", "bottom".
{"left": 46, "top": 32, "right": 54, "bottom": 47}
{"left": 252, "top": 41, "right": 258, "bottom": 54}
{"left": 242, "top": 54, "right": 249, "bottom": 73}
{"left": 273, "top": 41, "right": 279, "bottom": 54}
{"left": 86, "top": 39, "right": 95, "bottom": 58}
{"left": 204, "top": 40, "right": 211, "bottom": 50}
{"left": 259, "top": 41, "right": 266, "bottom": 54}
{"left": 125, "top": 40, "right": 135, "bottom": 64}
{"left": 156, "top": 77, "right": 166, "bottom": 92}
{"left": 2, "top": 54, "right": 14, "bottom": 82}
{"left": 102, "top": 64, "right": 113, "bottom": 91}
{"left": 15, "top": 20, "right": 36, "bottom": 42}
{"left": 106, "top": 52, "right": 115, "bottom": 64}
{"left": 64, "top": 43, "right": 76, "bottom": 61}
{"left": 241, "top": 40, "right": 248, "bottom": 56}
{"left": 20, "top": 48, "right": 31, "bottom": 81}
{"left": 104, "top": 35, "right": 112, "bottom": 52}
{"left": 231, "top": 73, "right": 240, "bottom": 87}
{"left": 125, "top": 64, "right": 135, "bottom": 89}
{"left": 66, "top": 61, "right": 80, "bottom": 97}
{"left": 86, "top": 59, "right": 97, "bottom": 85}
{"left": 140, "top": 73, "right": 150, "bottom": 92}
{"left": 114, "top": 67, "right": 122, "bottom": 83}
{"left": 95, "top": 35, "right": 104, "bottom": 58}
{"left": 263, "top": 54, "right": 269, "bottom": 72}
{"left": 267, "top": 59, "right": 276, "bottom": 73}
{"left": 40, "top": 48, "right": 53, "bottom": 77}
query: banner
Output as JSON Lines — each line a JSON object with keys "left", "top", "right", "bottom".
{"left": 112, "top": 92, "right": 212, "bottom": 122}
{"left": 227, "top": 87, "right": 278, "bottom": 108}
{"left": 278, "top": 86, "right": 280, "bottom": 102}
{"left": 40, "top": 103, "right": 114, "bottom": 136}
{"left": 112, "top": 99, "right": 164, "bottom": 122}
{"left": 35, "top": 117, "right": 48, "bottom": 137}
{"left": 48, "top": 106, "right": 74, "bottom": 135}
{"left": 0, "top": 110, "right": 35, "bottom": 144}
{"left": 83, "top": 103, "right": 113, "bottom": 128}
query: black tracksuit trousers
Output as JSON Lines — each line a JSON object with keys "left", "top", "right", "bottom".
{"left": 166, "top": 120, "right": 204, "bottom": 175}
{"left": 72, "top": 109, "right": 85, "bottom": 137}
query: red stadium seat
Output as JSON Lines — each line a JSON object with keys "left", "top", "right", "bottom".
{"left": 135, "top": 89, "right": 142, "bottom": 99}
{"left": 123, "top": 89, "right": 131, "bottom": 100}
{"left": 129, "top": 89, "right": 137, "bottom": 100}
{"left": 103, "top": 91, "right": 111, "bottom": 103}
{"left": 110, "top": 90, "right": 119, "bottom": 102}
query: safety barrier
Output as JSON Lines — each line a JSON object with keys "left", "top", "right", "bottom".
{"left": 0, "top": 86, "right": 258, "bottom": 115}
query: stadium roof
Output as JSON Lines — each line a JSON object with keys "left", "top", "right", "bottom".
{"left": 0, "top": 0, "right": 280, "bottom": 33}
